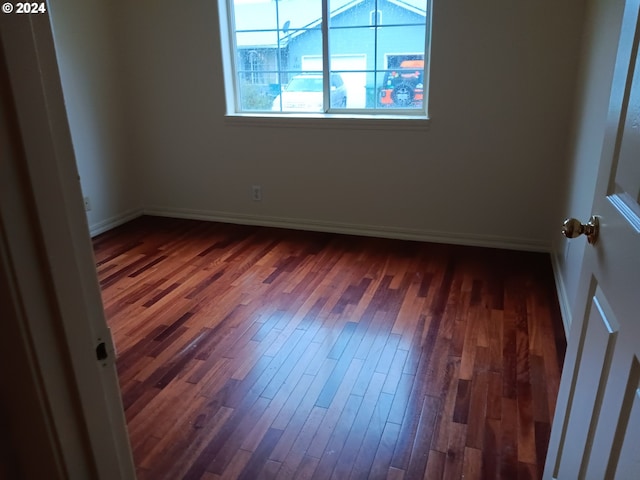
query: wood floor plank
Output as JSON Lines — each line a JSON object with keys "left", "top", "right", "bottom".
{"left": 500, "top": 397, "right": 518, "bottom": 479}
{"left": 268, "top": 360, "right": 336, "bottom": 464}
{"left": 274, "top": 405, "right": 326, "bottom": 478}
{"left": 348, "top": 391, "right": 395, "bottom": 479}
{"left": 257, "top": 459, "right": 282, "bottom": 480}
{"left": 143, "top": 404, "right": 235, "bottom": 479}
{"left": 517, "top": 381, "right": 537, "bottom": 465}
{"left": 466, "top": 370, "right": 489, "bottom": 450}
{"left": 443, "top": 422, "right": 467, "bottom": 480}
{"left": 369, "top": 421, "right": 401, "bottom": 479}
{"left": 306, "top": 359, "right": 364, "bottom": 458}
{"left": 431, "top": 357, "right": 461, "bottom": 454}
{"left": 94, "top": 216, "right": 566, "bottom": 480}
{"left": 387, "top": 466, "right": 406, "bottom": 480}
{"left": 293, "top": 455, "right": 320, "bottom": 480}
{"left": 381, "top": 347, "right": 409, "bottom": 396}
{"left": 406, "top": 394, "right": 440, "bottom": 478}
{"left": 482, "top": 417, "right": 501, "bottom": 480}
{"left": 463, "top": 447, "right": 483, "bottom": 480}
{"left": 330, "top": 372, "right": 387, "bottom": 479}
{"left": 237, "top": 428, "right": 284, "bottom": 480}
{"left": 310, "top": 393, "right": 362, "bottom": 480}
{"left": 423, "top": 450, "right": 446, "bottom": 479}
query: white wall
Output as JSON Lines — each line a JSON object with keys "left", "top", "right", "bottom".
{"left": 49, "top": 0, "right": 140, "bottom": 235}
{"left": 551, "top": 0, "right": 626, "bottom": 331}
{"left": 108, "top": 0, "right": 586, "bottom": 251}
{"left": 48, "top": 0, "right": 587, "bottom": 249}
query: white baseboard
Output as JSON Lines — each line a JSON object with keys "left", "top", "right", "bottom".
{"left": 550, "top": 250, "right": 571, "bottom": 338}
{"left": 142, "top": 206, "right": 551, "bottom": 252}
{"left": 88, "top": 208, "right": 143, "bottom": 237}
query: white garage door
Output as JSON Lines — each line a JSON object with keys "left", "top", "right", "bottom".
{"left": 301, "top": 55, "right": 367, "bottom": 109}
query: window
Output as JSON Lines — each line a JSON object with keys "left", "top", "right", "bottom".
{"left": 221, "top": 0, "right": 431, "bottom": 116}
{"left": 369, "top": 9, "right": 382, "bottom": 27}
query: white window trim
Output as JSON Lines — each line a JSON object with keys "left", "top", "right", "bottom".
{"left": 217, "top": 0, "right": 432, "bottom": 124}
{"left": 369, "top": 9, "right": 382, "bottom": 27}
{"left": 223, "top": 113, "right": 430, "bottom": 131}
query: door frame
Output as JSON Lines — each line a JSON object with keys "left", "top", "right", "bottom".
{"left": 0, "top": 12, "right": 135, "bottom": 480}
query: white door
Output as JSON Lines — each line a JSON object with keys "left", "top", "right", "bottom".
{"left": 545, "top": 0, "right": 640, "bottom": 478}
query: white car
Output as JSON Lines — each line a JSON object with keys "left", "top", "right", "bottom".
{"left": 272, "top": 73, "right": 347, "bottom": 112}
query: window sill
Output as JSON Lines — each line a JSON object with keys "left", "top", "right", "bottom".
{"left": 224, "top": 112, "right": 431, "bottom": 131}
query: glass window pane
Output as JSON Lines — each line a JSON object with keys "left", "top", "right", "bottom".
{"left": 228, "top": 0, "right": 429, "bottom": 115}
{"left": 238, "top": 72, "right": 278, "bottom": 111}
{"left": 382, "top": 0, "right": 427, "bottom": 26}
{"left": 376, "top": 25, "right": 426, "bottom": 109}
{"left": 271, "top": 72, "right": 325, "bottom": 113}
{"left": 233, "top": 1, "right": 277, "bottom": 31}
{"left": 378, "top": 67, "right": 425, "bottom": 109}
{"left": 277, "top": 1, "right": 322, "bottom": 30}
{"left": 329, "top": 0, "right": 373, "bottom": 28}
{"left": 329, "top": 27, "right": 375, "bottom": 109}
{"left": 288, "top": 28, "right": 323, "bottom": 72}
{"left": 376, "top": 25, "right": 426, "bottom": 64}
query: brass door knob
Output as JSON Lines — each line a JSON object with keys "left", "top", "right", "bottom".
{"left": 562, "top": 216, "right": 599, "bottom": 245}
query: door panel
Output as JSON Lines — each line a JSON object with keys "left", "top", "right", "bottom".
{"left": 545, "top": 0, "right": 640, "bottom": 478}
{"left": 555, "top": 287, "right": 619, "bottom": 478}
{"left": 614, "top": 383, "right": 640, "bottom": 477}
{"left": 608, "top": 4, "right": 640, "bottom": 231}
{"left": 613, "top": 23, "right": 640, "bottom": 206}
{"left": 585, "top": 353, "right": 640, "bottom": 478}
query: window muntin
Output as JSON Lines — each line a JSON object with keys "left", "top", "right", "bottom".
{"left": 227, "top": 0, "right": 429, "bottom": 115}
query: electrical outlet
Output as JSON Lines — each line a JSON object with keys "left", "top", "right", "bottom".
{"left": 251, "top": 185, "right": 262, "bottom": 202}
{"left": 83, "top": 196, "right": 92, "bottom": 212}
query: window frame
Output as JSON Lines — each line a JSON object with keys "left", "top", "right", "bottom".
{"left": 217, "top": 0, "right": 432, "bottom": 125}
{"left": 369, "top": 9, "right": 383, "bottom": 28}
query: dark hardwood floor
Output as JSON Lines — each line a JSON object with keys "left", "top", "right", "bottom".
{"left": 94, "top": 216, "right": 566, "bottom": 480}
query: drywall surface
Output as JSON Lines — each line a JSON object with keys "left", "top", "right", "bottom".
{"left": 552, "top": 0, "right": 626, "bottom": 330}
{"left": 49, "top": 0, "right": 140, "bottom": 234}
{"left": 51, "top": 0, "right": 587, "bottom": 249}
{"left": 114, "top": 0, "right": 585, "bottom": 250}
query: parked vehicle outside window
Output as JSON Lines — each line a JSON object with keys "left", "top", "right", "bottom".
{"left": 272, "top": 73, "right": 348, "bottom": 112}
{"left": 379, "top": 60, "right": 424, "bottom": 108}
